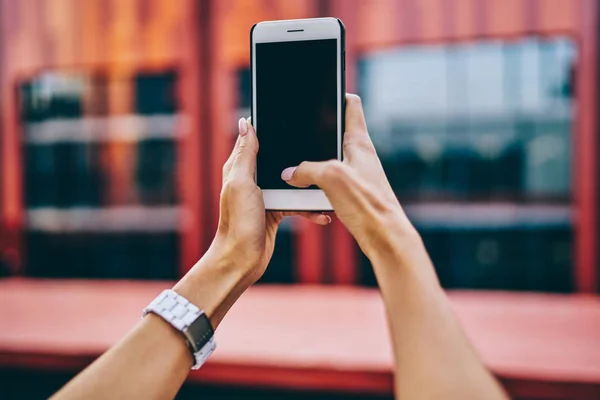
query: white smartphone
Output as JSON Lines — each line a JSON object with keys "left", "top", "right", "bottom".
{"left": 251, "top": 17, "right": 345, "bottom": 211}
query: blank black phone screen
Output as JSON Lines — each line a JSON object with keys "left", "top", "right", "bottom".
{"left": 255, "top": 39, "right": 338, "bottom": 189}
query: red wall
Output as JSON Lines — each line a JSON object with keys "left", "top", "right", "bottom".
{"left": 0, "top": 0, "right": 597, "bottom": 291}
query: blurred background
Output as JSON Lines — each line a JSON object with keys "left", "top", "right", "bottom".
{"left": 0, "top": 0, "right": 599, "bottom": 399}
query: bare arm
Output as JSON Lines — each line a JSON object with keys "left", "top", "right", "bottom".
{"left": 52, "top": 252, "right": 250, "bottom": 400}
{"left": 52, "top": 118, "right": 330, "bottom": 400}
{"left": 283, "top": 94, "right": 509, "bottom": 400}
{"left": 370, "top": 229, "right": 507, "bottom": 399}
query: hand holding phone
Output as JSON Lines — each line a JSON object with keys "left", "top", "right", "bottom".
{"left": 210, "top": 117, "right": 331, "bottom": 286}
{"left": 281, "top": 94, "right": 419, "bottom": 262}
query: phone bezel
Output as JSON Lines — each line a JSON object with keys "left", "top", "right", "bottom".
{"left": 251, "top": 17, "right": 344, "bottom": 211}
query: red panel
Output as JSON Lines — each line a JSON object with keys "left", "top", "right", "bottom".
{"left": 473, "top": 0, "right": 488, "bottom": 37}
{"left": 398, "top": 0, "right": 421, "bottom": 42}
{"left": 0, "top": 0, "right": 23, "bottom": 233}
{"left": 178, "top": 0, "right": 208, "bottom": 274}
{"left": 296, "top": 218, "right": 325, "bottom": 283}
{"left": 539, "top": 0, "right": 578, "bottom": 33}
{"left": 419, "top": 0, "right": 444, "bottom": 41}
{"left": 454, "top": 0, "right": 477, "bottom": 39}
{"left": 523, "top": 0, "right": 539, "bottom": 32}
{"left": 1, "top": 279, "right": 600, "bottom": 397}
{"left": 0, "top": 0, "right": 24, "bottom": 275}
{"left": 355, "top": 0, "right": 399, "bottom": 49}
{"left": 329, "top": 219, "right": 356, "bottom": 284}
{"left": 207, "top": 0, "right": 236, "bottom": 249}
{"left": 487, "top": 0, "right": 524, "bottom": 37}
{"left": 574, "top": 0, "right": 598, "bottom": 292}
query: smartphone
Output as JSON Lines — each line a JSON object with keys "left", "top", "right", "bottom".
{"left": 251, "top": 17, "right": 345, "bottom": 211}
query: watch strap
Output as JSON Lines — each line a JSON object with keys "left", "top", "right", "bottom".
{"left": 143, "top": 289, "right": 216, "bottom": 370}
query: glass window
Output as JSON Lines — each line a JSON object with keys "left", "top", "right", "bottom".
{"left": 20, "top": 71, "right": 182, "bottom": 280}
{"left": 358, "top": 37, "right": 575, "bottom": 292}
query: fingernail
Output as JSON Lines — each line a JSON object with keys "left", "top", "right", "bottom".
{"left": 325, "top": 215, "right": 332, "bottom": 224}
{"left": 281, "top": 167, "right": 297, "bottom": 181}
{"left": 238, "top": 117, "right": 248, "bottom": 136}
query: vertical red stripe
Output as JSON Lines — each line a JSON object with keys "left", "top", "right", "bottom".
{"left": 296, "top": 218, "right": 325, "bottom": 283}
{"left": 208, "top": 0, "right": 235, "bottom": 252}
{"left": 523, "top": 0, "right": 539, "bottom": 32}
{"left": 474, "top": 0, "right": 488, "bottom": 37}
{"left": 178, "top": 0, "right": 208, "bottom": 275}
{"left": 0, "top": 0, "right": 24, "bottom": 274}
{"left": 399, "top": 0, "right": 421, "bottom": 42}
{"left": 0, "top": 0, "right": 5, "bottom": 224}
{"left": 442, "top": 0, "right": 456, "bottom": 39}
{"left": 3, "top": 0, "right": 22, "bottom": 226}
{"left": 0, "top": 0, "right": 6, "bottom": 270}
{"left": 574, "top": 0, "right": 598, "bottom": 292}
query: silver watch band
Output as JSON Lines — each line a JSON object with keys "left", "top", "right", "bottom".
{"left": 143, "top": 289, "right": 216, "bottom": 370}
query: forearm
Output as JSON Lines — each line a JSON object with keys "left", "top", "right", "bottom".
{"left": 52, "top": 248, "right": 249, "bottom": 400}
{"left": 368, "top": 227, "right": 508, "bottom": 400}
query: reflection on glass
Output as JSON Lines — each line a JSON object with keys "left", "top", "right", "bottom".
{"left": 358, "top": 37, "right": 575, "bottom": 292}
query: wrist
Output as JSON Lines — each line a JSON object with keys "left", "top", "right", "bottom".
{"left": 173, "top": 246, "right": 253, "bottom": 329}
{"left": 364, "top": 212, "right": 434, "bottom": 273}
{"left": 364, "top": 209, "right": 420, "bottom": 262}
{"left": 364, "top": 217, "right": 442, "bottom": 292}
{"left": 211, "top": 232, "right": 266, "bottom": 281}
{"left": 367, "top": 227, "right": 423, "bottom": 270}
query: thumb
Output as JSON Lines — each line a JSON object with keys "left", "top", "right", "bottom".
{"left": 230, "top": 117, "right": 258, "bottom": 179}
{"left": 282, "top": 160, "right": 349, "bottom": 191}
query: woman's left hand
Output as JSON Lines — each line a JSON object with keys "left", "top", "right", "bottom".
{"left": 211, "top": 117, "right": 330, "bottom": 284}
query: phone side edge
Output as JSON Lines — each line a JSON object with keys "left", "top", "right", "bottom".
{"left": 337, "top": 18, "right": 346, "bottom": 162}
{"left": 250, "top": 23, "right": 258, "bottom": 183}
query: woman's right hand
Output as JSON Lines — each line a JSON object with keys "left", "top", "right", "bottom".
{"left": 281, "top": 94, "right": 422, "bottom": 265}
{"left": 284, "top": 94, "right": 508, "bottom": 400}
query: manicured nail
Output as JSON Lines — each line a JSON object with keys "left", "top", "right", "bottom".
{"left": 325, "top": 215, "right": 332, "bottom": 224}
{"left": 238, "top": 117, "right": 248, "bottom": 136}
{"left": 281, "top": 167, "right": 297, "bottom": 181}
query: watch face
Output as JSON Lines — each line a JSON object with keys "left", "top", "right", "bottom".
{"left": 186, "top": 313, "right": 214, "bottom": 352}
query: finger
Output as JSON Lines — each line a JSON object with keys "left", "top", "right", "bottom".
{"left": 281, "top": 211, "right": 331, "bottom": 226}
{"left": 281, "top": 161, "right": 324, "bottom": 188}
{"left": 343, "top": 94, "right": 375, "bottom": 160}
{"left": 282, "top": 160, "right": 350, "bottom": 191}
{"left": 223, "top": 134, "right": 242, "bottom": 183}
{"left": 345, "top": 94, "right": 368, "bottom": 138}
{"left": 230, "top": 117, "right": 258, "bottom": 180}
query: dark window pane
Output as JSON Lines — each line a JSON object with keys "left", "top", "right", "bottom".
{"left": 357, "top": 37, "right": 575, "bottom": 292}
{"left": 134, "top": 71, "right": 177, "bottom": 115}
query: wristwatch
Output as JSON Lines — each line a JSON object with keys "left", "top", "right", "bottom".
{"left": 142, "top": 289, "right": 216, "bottom": 370}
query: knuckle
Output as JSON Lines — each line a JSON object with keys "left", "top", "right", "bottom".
{"left": 321, "top": 160, "right": 348, "bottom": 185}
{"left": 297, "top": 161, "right": 311, "bottom": 173}
{"left": 222, "top": 161, "right": 232, "bottom": 175}
{"left": 220, "top": 180, "right": 233, "bottom": 196}
{"left": 222, "top": 176, "right": 246, "bottom": 196}
{"left": 235, "top": 144, "right": 247, "bottom": 157}
{"left": 358, "top": 140, "right": 377, "bottom": 155}
{"left": 292, "top": 162, "right": 309, "bottom": 185}
{"left": 345, "top": 137, "right": 376, "bottom": 155}
{"left": 237, "top": 138, "right": 258, "bottom": 155}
